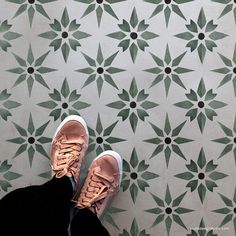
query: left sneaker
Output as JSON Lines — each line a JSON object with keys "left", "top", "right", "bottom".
{"left": 74, "top": 150, "right": 123, "bottom": 219}
{"left": 51, "top": 115, "right": 89, "bottom": 190}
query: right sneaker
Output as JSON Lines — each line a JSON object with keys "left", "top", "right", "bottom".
{"left": 74, "top": 150, "right": 122, "bottom": 219}
{"left": 51, "top": 115, "right": 89, "bottom": 190}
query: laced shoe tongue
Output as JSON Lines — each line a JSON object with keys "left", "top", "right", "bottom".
{"left": 79, "top": 168, "right": 114, "bottom": 208}
{"left": 62, "top": 136, "right": 85, "bottom": 144}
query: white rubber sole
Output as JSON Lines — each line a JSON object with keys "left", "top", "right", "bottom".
{"left": 52, "top": 115, "right": 89, "bottom": 142}
{"left": 93, "top": 150, "right": 123, "bottom": 186}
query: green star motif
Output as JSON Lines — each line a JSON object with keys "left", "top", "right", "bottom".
{"left": 144, "top": 44, "right": 193, "bottom": 96}
{"left": 38, "top": 78, "right": 90, "bottom": 121}
{"left": 107, "top": 8, "right": 158, "bottom": 63}
{"left": 39, "top": 7, "right": 91, "bottom": 63}
{"left": 0, "top": 89, "right": 21, "bottom": 121}
{"left": 6, "top": 0, "right": 57, "bottom": 27}
{"left": 7, "top": 45, "right": 57, "bottom": 96}
{"left": 74, "top": 0, "right": 127, "bottom": 27}
{"left": 187, "top": 218, "right": 217, "bottom": 236}
{"left": 212, "top": 186, "right": 236, "bottom": 234}
{"left": 174, "top": 78, "right": 227, "bottom": 133}
{"left": 0, "top": 20, "right": 22, "bottom": 51}
{"left": 0, "top": 160, "right": 22, "bottom": 192}
{"left": 175, "top": 8, "right": 227, "bottom": 63}
{"left": 76, "top": 44, "right": 125, "bottom": 97}
{"left": 121, "top": 148, "right": 159, "bottom": 203}
{"left": 212, "top": 116, "right": 236, "bottom": 165}
{"left": 144, "top": 114, "right": 193, "bottom": 167}
{"left": 212, "top": 43, "right": 236, "bottom": 96}
{"left": 145, "top": 185, "right": 194, "bottom": 236}
{"left": 87, "top": 114, "right": 126, "bottom": 156}
{"left": 175, "top": 148, "right": 228, "bottom": 204}
{"left": 212, "top": 0, "right": 236, "bottom": 24}
{"left": 7, "top": 113, "right": 52, "bottom": 167}
{"left": 107, "top": 78, "right": 158, "bottom": 133}
{"left": 143, "top": 0, "right": 194, "bottom": 27}
{"left": 119, "top": 218, "right": 150, "bottom": 236}
{"left": 103, "top": 206, "right": 126, "bottom": 230}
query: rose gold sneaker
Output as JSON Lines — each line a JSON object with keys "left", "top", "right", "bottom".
{"left": 51, "top": 115, "right": 88, "bottom": 188}
{"left": 74, "top": 150, "right": 122, "bottom": 219}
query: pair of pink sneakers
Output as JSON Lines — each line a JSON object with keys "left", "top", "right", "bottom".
{"left": 50, "top": 115, "right": 122, "bottom": 219}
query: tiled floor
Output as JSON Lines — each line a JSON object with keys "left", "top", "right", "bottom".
{"left": 0, "top": 0, "right": 235, "bottom": 235}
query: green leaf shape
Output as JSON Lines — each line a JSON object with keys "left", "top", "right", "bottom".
{"left": 198, "top": 43, "right": 206, "bottom": 63}
{"left": 205, "top": 180, "right": 217, "bottom": 192}
{"left": 3, "top": 171, "right": 22, "bottom": 181}
{"left": 209, "top": 32, "right": 227, "bottom": 40}
{"left": 165, "top": 185, "right": 172, "bottom": 205}
{"left": 130, "top": 148, "right": 138, "bottom": 169}
{"left": 130, "top": 182, "right": 138, "bottom": 203}
{"left": 0, "top": 180, "right": 12, "bottom": 192}
{"left": 141, "top": 171, "right": 159, "bottom": 180}
{"left": 186, "top": 20, "right": 198, "bottom": 33}
{"left": 209, "top": 171, "right": 228, "bottom": 180}
{"left": 186, "top": 160, "right": 198, "bottom": 172}
{"left": 172, "top": 192, "right": 187, "bottom": 209}
{"left": 118, "top": 39, "right": 130, "bottom": 51}
{"left": 130, "top": 8, "right": 138, "bottom": 28}
{"left": 205, "top": 160, "right": 217, "bottom": 172}
{"left": 197, "top": 112, "right": 206, "bottom": 133}
{"left": 197, "top": 148, "right": 206, "bottom": 169}
{"left": 0, "top": 160, "right": 12, "bottom": 172}
{"left": 61, "top": 78, "right": 70, "bottom": 98}
{"left": 3, "top": 100, "right": 21, "bottom": 109}
{"left": 175, "top": 172, "right": 194, "bottom": 180}
{"left": 197, "top": 8, "right": 206, "bottom": 29}
{"left": 208, "top": 100, "right": 227, "bottom": 109}
{"left": 129, "top": 43, "right": 138, "bottom": 63}
{"left": 130, "top": 218, "right": 139, "bottom": 236}
{"left": 198, "top": 183, "right": 206, "bottom": 203}
{"left": 38, "top": 101, "right": 57, "bottom": 109}
{"left": 219, "top": 214, "right": 233, "bottom": 227}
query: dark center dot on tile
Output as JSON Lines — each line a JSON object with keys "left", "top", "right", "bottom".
{"left": 165, "top": 207, "right": 172, "bottom": 214}
{"left": 234, "top": 0, "right": 236, "bottom": 3}
{"left": 234, "top": 207, "right": 236, "bottom": 213}
{"left": 165, "top": 0, "right": 171, "bottom": 4}
{"left": 27, "top": 67, "right": 34, "bottom": 74}
{"left": 165, "top": 137, "right": 172, "bottom": 144}
{"left": 165, "top": 67, "right": 172, "bottom": 74}
{"left": 234, "top": 137, "right": 236, "bottom": 143}
{"left": 233, "top": 67, "right": 236, "bottom": 74}
{"left": 62, "top": 103, "right": 68, "bottom": 109}
{"left": 96, "top": 0, "right": 103, "bottom": 3}
{"left": 198, "top": 33, "right": 205, "bottom": 40}
{"left": 130, "top": 32, "right": 138, "bottom": 40}
{"left": 198, "top": 172, "right": 205, "bottom": 180}
{"left": 28, "top": 137, "right": 35, "bottom": 144}
{"left": 130, "top": 172, "right": 138, "bottom": 179}
{"left": 96, "top": 137, "right": 103, "bottom": 144}
{"left": 62, "top": 31, "right": 68, "bottom": 39}
{"left": 130, "top": 101, "right": 137, "bottom": 108}
{"left": 28, "top": 0, "right": 35, "bottom": 4}
{"left": 198, "top": 101, "right": 205, "bottom": 108}
{"left": 97, "top": 67, "right": 104, "bottom": 74}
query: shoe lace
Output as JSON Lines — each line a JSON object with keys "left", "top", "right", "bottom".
{"left": 77, "top": 167, "right": 116, "bottom": 213}
{"left": 52, "top": 136, "right": 84, "bottom": 178}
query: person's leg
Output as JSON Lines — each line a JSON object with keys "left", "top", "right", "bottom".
{"left": 0, "top": 115, "right": 89, "bottom": 236}
{"left": 0, "top": 176, "right": 72, "bottom": 236}
{"left": 70, "top": 208, "right": 110, "bottom": 236}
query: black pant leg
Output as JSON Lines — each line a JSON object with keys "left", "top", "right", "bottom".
{"left": 70, "top": 208, "right": 110, "bottom": 236}
{"left": 0, "top": 176, "right": 73, "bottom": 236}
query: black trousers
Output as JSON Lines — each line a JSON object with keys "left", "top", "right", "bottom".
{"left": 0, "top": 176, "right": 110, "bottom": 236}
